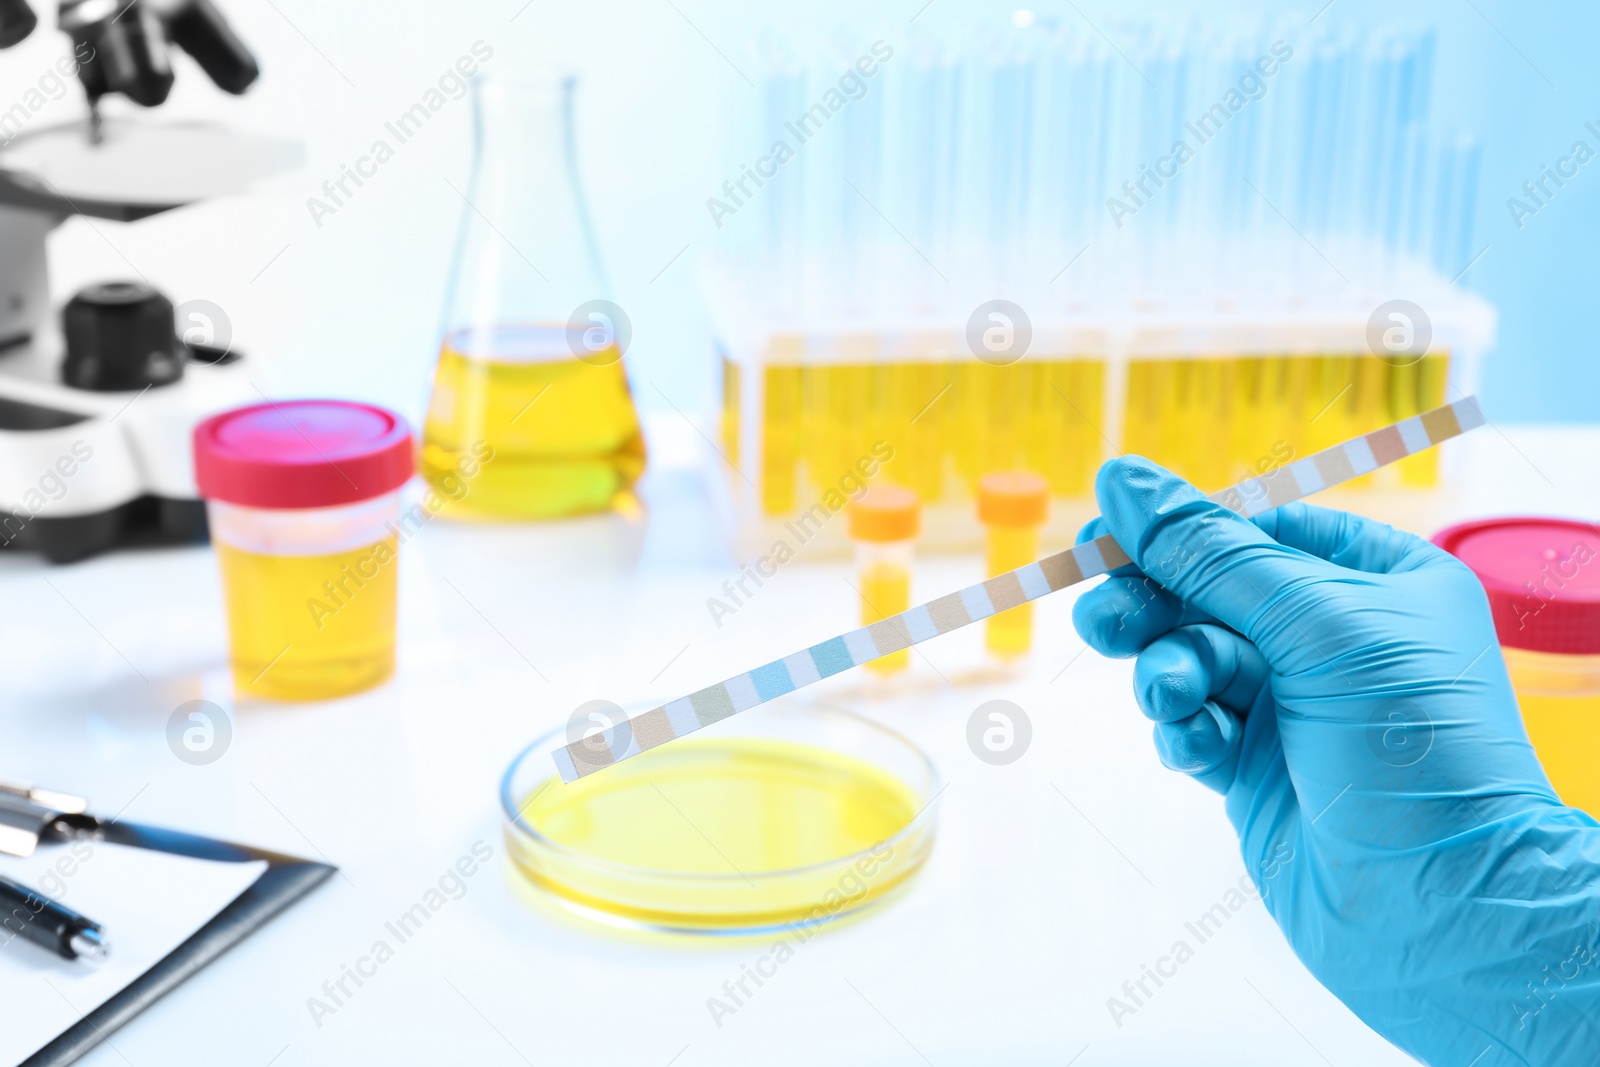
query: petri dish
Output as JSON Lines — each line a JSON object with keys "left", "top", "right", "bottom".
{"left": 500, "top": 702, "right": 939, "bottom": 935}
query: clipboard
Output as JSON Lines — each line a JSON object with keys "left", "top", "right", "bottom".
{"left": 18, "top": 820, "right": 335, "bottom": 1067}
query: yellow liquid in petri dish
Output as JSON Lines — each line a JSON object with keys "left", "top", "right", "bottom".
{"left": 986, "top": 524, "right": 1039, "bottom": 658}
{"left": 510, "top": 737, "right": 930, "bottom": 931}
{"left": 422, "top": 324, "right": 646, "bottom": 519}
{"left": 860, "top": 562, "right": 911, "bottom": 674}
{"left": 217, "top": 537, "right": 398, "bottom": 700}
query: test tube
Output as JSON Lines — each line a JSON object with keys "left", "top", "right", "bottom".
{"left": 977, "top": 471, "right": 1049, "bottom": 659}
{"left": 847, "top": 485, "right": 921, "bottom": 675}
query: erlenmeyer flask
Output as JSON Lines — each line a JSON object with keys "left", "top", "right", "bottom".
{"left": 422, "top": 71, "right": 645, "bottom": 518}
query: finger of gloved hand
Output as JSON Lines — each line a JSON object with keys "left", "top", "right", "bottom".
{"left": 1252, "top": 502, "right": 1449, "bottom": 575}
{"left": 1223, "top": 685, "right": 1289, "bottom": 845}
{"left": 1151, "top": 700, "right": 1243, "bottom": 790}
{"left": 1073, "top": 516, "right": 1220, "bottom": 656}
{"left": 1072, "top": 575, "right": 1187, "bottom": 657}
{"left": 1134, "top": 624, "right": 1269, "bottom": 723}
{"left": 1076, "top": 515, "right": 1144, "bottom": 578}
{"left": 1093, "top": 457, "right": 1333, "bottom": 653}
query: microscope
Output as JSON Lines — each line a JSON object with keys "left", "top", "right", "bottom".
{"left": 0, "top": 0, "right": 297, "bottom": 562}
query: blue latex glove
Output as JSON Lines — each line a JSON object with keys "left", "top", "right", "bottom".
{"left": 1072, "top": 457, "right": 1600, "bottom": 1066}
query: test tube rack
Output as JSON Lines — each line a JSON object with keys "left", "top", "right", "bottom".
{"left": 701, "top": 16, "right": 1495, "bottom": 556}
{"left": 705, "top": 259, "right": 1494, "bottom": 556}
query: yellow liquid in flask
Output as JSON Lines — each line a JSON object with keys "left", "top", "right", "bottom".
{"left": 510, "top": 737, "right": 930, "bottom": 931}
{"left": 218, "top": 537, "right": 398, "bottom": 701}
{"left": 422, "top": 324, "right": 646, "bottom": 518}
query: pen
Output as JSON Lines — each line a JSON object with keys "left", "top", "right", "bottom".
{"left": 0, "top": 780, "right": 88, "bottom": 815}
{"left": 0, "top": 874, "right": 111, "bottom": 963}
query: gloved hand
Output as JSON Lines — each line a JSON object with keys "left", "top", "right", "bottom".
{"left": 1072, "top": 457, "right": 1600, "bottom": 1067}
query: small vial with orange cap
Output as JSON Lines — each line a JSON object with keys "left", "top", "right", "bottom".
{"left": 847, "top": 485, "right": 921, "bottom": 675}
{"left": 978, "top": 471, "right": 1050, "bottom": 659}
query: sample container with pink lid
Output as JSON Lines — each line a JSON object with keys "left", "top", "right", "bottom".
{"left": 1434, "top": 517, "right": 1600, "bottom": 816}
{"left": 193, "top": 400, "right": 414, "bottom": 701}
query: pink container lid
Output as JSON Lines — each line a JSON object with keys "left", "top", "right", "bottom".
{"left": 193, "top": 400, "right": 413, "bottom": 510}
{"left": 1433, "top": 517, "right": 1600, "bottom": 655}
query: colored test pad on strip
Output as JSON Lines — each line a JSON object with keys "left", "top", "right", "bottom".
{"left": 554, "top": 395, "right": 1488, "bottom": 783}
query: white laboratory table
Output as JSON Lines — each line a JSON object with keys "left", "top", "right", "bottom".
{"left": 0, "top": 420, "right": 1595, "bottom": 1067}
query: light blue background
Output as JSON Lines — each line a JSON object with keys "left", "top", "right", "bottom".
{"left": 1186, "top": 0, "right": 1600, "bottom": 423}
{"left": 811, "top": 0, "right": 1600, "bottom": 424}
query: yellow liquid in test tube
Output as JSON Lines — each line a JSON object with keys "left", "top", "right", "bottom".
{"left": 1396, "top": 354, "right": 1450, "bottom": 486}
{"left": 848, "top": 484, "right": 921, "bottom": 677}
{"left": 978, "top": 471, "right": 1049, "bottom": 659}
{"left": 733, "top": 350, "right": 1459, "bottom": 526}
{"left": 986, "top": 525, "right": 1038, "bottom": 657}
{"left": 860, "top": 562, "right": 912, "bottom": 674}
{"left": 422, "top": 325, "right": 645, "bottom": 519}
{"left": 730, "top": 359, "right": 1104, "bottom": 518}
{"left": 1121, "top": 353, "right": 1452, "bottom": 488}
{"left": 217, "top": 537, "right": 398, "bottom": 700}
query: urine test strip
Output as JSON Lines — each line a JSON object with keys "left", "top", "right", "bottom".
{"left": 555, "top": 395, "right": 1487, "bottom": 783}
